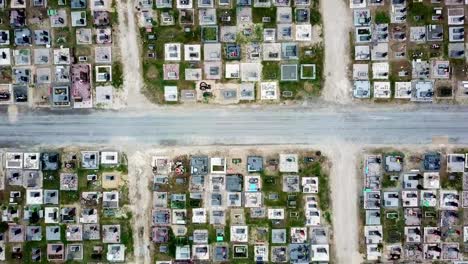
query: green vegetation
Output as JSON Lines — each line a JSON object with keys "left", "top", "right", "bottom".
{"left": 381, "top": 174, "right": 398, "bottom": 188}
{"left": 310, "top": 0, "right": 322, "bottom": 26}
{"left": 300, "top": 161, "right": 330, "bottom": 213}
{"left": 23, "top": 241, "right": 48, "bottom": 264}
{"left": 262, "top": 62, "right": 279, "bottom": 80}
{"left": 374, "top": 11, "right": 390, "bottom": 24}
{"left": 138, "top": 2, "right": 325, "bottom": 104}
{"left": 120, "top": 214, "right": 134, "bottom": 254}
{"left": 261, "top": 172, "right": 288, "bottom": 207}
{"left": 252, "top": 7, "right": 277, "bottom": 27}
{"left": 0, "top": 12, "right": 7, "bottom": 30}
{"left": 0, "top": 66, "right": 12, "bottom": 83}
{"left": 382, "top": 209, "right": 404, "bottom": 243}
{"left": 140, "top": 26, "right": 201, "bottom": 103}
{"left": 83, "top": 241, "right": 106, "bottom": 263}
{"left": 47, "top": 0, "right": 60, "bottom": 9}
{"left": 441, "top": 172, "right": 463, "bottom": 191}
{"left": 279, "top": 44, "right": 324, "bottom": 99}
{"left": 142, "top": 60, "right": 167, "bottom": 103}
{"left": 407, "top": 2, "right": 432, "bottom": 25}
{"left": 75, "top": 46, "right": 91, "bottom": 57}
{"left": 0, "top": 221, "right": 8, "bottom": 232}
{"left": 408, "top": 45, "right": 431, "bottom": 61}
{"left": 421, "top": 207, "right": 439, "bottom": 227}
{"left": 310, "top": 9, "right": 322, "bottom": 26}
{"left": 42, "top": 171, "right": 60, "bottom": 189}
{"left": 111, "top": 62, "right": 124, "bottom": 89}
{"left": 217, "top": 9, "right": 237, "bottom": 26}
{"left": 236, "top": 24, "right": 263, "bottom": 43}
{"left": 54, "top": 28, "right": 76, "bottom": 48}
{"left": 60, "top": 191, "right": 79, "bottom": 204}
{"left": 202, "top": 27, "right": 218, "bottom": 42}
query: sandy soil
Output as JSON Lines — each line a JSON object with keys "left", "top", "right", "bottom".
{"left": 116, "top": 0, "right": 152, "bottom": 109}
{"left": 321, "top": 0, "right": 353, "bottom": 103}
{"left": 127, "top": 150, "right": 153, "bottom": 264}
{"left": 323, "top": 142, "right": 363, "bottom": 264}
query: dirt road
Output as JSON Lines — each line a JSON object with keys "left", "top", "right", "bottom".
{"left": 117, "top": 0, "right": 152, "bottom": 108}
{"left": 325, "top": 142, "right": 363, "bottom": 263}
{"left": 127, "top": 150, "right": 152, "bottom": 264}
{"left": 321, "top": 0, "right": 353, "bottom": 103}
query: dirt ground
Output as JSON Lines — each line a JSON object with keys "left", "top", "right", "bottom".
{"left": 323, "top": 142, "right": 363, "bottom": 264}
{"left": 127, "top": 150, "right": 152, "bottom": 264}
{"left": 116, "top": 0, "right": 153, "bottom": 110}
{"left": 320, "top": 0, "right": 353, "bottom": 103}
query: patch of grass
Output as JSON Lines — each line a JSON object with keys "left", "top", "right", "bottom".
{"left": 421, "top": 207, "right": 439, "bottom": 227}
{"left": 441, "top": 172, "right": 463, "bottom": 191}
{"left": 142, "top": 60, "right": 164, "bottom": 103}
{"left": 23, "top": 240, "right": 48, "bottom": 264}
{"left": 279, "top": 81, "right": 302, "bottom": 99}
{"left": 48, "top": 0, "right": 60, "bottom": 9}
{"left": 382, "top": 209, "right": 404, "bottom": 243}
{"left": 217, "top": 9, "right": 237, "bottom": 26}
{"left": 381, "top": 174, "right": 398, "bottom": 189}
{"left": 53, "top": 27, "right": 76, "bottom": 48}
{"left": 261, "top": 171, "right": 288, "bottom": 207}
{"left": 60, "top": 191, "right": 79, "bottom": 204}
{"left": 0, "top": 11, "right": 10, "bottom": 30}
{"left": 310, "top": 0, "right": 322, "bottom": 25}
{"left": 310, "top": 9, "right": 322, "bottom": 26}
{"left": 323, "top": 211, "right": 332, "bottom": 224}
{"left": 299, "top": 43, "right": 325, "bottom": 95}
{"left": 42, "top": 170, "right": 60, "bottom": 189}
{"left": 111, "top": 61, "right": 124, "bottom": 89}
{"left": 375, "top": 11, "right": 390, "bottom": 24}
{"left": 83, "top": 241, "right": 106, "bottom": 263}
{"left": 407, "top": 2, "right": 432, "bottom": 25}
{"left": 110, "top": 11, "right": 119, "bottom": 25}
{"left": 184, "top": 26, "right": 201, "bottom": 43}
{"left": 300, "top": 162, "right": 330, "bottom": 212}
{"left": 0, "top": 66, "right": 12, "bottom": 83}
{"left": 252, "top": 7, "right": 277, "bottom": 27}
{"left": 76, "top": 168, "right": 98, "bottom": 192}
{"left": 98, "top": 164, "right": 128, "bottom": 175}
{"left": 74, "top": 46, "right": 91, "bottom": 57}
{"left": 141, "top": 25, "right": 203, "bottom": 103}
{"left": 236, "top": 24, "right": 263, "bottom": 43}
{"left": 202, "top": 26, "right": 218, "bottom": 42}
{"left": 120, "top": 218, "right": 134, "bottom": 254}
{"left": 287, "top": 209, "right": 307, "bottom": 226}
{"left": 301, "top": 65, "right": 315, "bottom": 78}
{"left": 166, "top": 228, "right": 177, "bottom": 257}
{"left": 262, "top": 61, "right": 279, "bottom": 80}
{"left": 408, "top": 45, "right": 430, "bottom": 61}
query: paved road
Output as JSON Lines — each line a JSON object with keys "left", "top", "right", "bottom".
{"left": 2, "top": 104, "right": 468, "bottom": 264}
{"left": 1, "top": 105, "right": 468, "bottom": 146}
